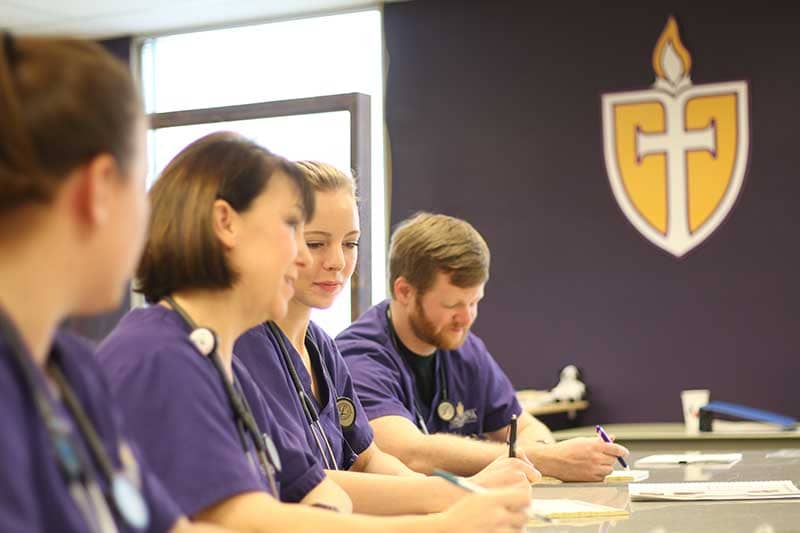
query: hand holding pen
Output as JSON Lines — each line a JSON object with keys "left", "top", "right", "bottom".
{"left": 595, "top": 424, "right": 629, "bottom": 470}
{"left": 433, "top": 469, "right": 551, "bottom": 523}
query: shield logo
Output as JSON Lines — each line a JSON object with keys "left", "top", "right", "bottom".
{"left": 602, "top": 17, "right": 749, "bottom": 257}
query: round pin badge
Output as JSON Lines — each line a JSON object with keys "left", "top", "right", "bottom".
{"left": 111, "top": 474, "right": 150, "bottom": 530}
{"left": 337, "top": 397, "right": 356, "bottom": 430}
{"left": 436, "top": 400, "right": 456, "bottom": 422}
{"left": 189, "top": 328, "right": 216, "bottom": 356}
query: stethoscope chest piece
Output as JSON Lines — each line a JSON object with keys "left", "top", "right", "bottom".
{"left": 111, "top": 474, "right": 149, "bottom": 530}
{"left": 385, "top": 306, "right": 457, "bottom": 429}
{"left": 165, "top": 296, "right": 280, "bottom": 493}
{"left": 336, "top": 397, "right": 356, "bottom": 430}
{"left": 189, "top": 328, "right": 217, "bottom": 356}
{"left": 436, "top": 400, "right": 456, "bottom": 423}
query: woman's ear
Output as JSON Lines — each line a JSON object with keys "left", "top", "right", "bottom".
{"left": 71, "top": 154, "right": 118, "bottom": 228}
{"left": 212, "top": 198, "right": 239, "bottom": 250}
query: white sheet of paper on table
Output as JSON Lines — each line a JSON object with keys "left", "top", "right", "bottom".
{"left": 635, "top": 453, "right": 742, "bottom": 466}
{"left": 528, "top": 499, "right": 630, "bottom": 519}
{"left": 630, "top": 480, "right": 800, "bottom": 501}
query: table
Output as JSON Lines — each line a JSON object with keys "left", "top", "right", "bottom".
{"left": 527, "top": 450, "right": 800, "bottom": 532}
{"left": 553, "top": 422, "right": 800, "bottom": 452}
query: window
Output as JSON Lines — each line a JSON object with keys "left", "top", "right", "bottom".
{"left": 139, "top": 10, "right": 386, "bottom": 336}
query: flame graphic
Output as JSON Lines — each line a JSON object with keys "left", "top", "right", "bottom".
{"left": 652, "top": 17, "right": 692, "bottom": 86}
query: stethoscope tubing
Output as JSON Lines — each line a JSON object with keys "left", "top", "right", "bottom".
{"left": 0, "top": 309, "right": 141, "bottom": 533}
{"left": 165, "top": 297, "right": 280, "bottom": 496}
{"left": 266, "top": 321, "right": 340, "bottom": 470}
{"left": 384, "top": 306, "right": 452, "bottom": 434}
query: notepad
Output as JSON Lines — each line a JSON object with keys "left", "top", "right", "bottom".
{"left": 766, "top": 449, "right": 800, "bottom": 459}
{"left": 536, "top": 475, "right": 563, "bottom": 484}
{"left": 604, "top": 469, "right": 649, "bottom": 482}
{"left": 527, "top": 499, "right": 630, "bottom": 519}
{"left": 630, "top": 480, "right": 800, "bottom": 501}
{"left": 635, "top": 453, "right": 742, "bottom": 466}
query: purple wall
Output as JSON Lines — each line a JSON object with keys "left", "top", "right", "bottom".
{"left": 99, "top": 36, "right": 132, "bottom": 65}
{"left": 384, "top": 1, "right": 800, "bottom": 423}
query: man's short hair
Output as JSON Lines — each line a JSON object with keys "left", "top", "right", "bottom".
{"left": 388, "top": 212, "right": 490, "bottom": 297}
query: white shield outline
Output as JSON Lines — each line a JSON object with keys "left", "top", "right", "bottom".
{"left": 602, "top": 81, "right": 749, "bottom": 257}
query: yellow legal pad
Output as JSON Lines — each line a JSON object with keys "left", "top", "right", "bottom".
{"left": 536, "top": 475, "right": 563, "bottom": 484}
{"left": 604, "top": 469, "right": 649, "bottom": 482}
{"left": 528, "top": 499, "right": 631, "bottom": 520}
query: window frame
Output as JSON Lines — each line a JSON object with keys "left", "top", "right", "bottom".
{"left": 146, "top": 92, "right": 372, "bottom": 320}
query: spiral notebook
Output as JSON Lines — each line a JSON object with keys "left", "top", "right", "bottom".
{"left": 630, "top": 480, "right": 800, "bottom": 501}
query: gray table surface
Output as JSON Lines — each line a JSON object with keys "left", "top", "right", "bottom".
{"left": 552, "top": 423, "right": 800, "bottom": 452}
{"left": 527, "top": 450, "right": 800, "bottom": 533}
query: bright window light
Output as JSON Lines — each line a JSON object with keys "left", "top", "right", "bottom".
{"left": 140, "top": 10, "right": 387, "bottom": 336}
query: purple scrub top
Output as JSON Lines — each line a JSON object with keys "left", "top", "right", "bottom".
{"left": 0, "top": 326, "right": 181, "bottom": 533}
{"left": 235, "top": 321, "right": 373, "bottom": 471}
{"left": 336, "top": 300, "right": 522, "bottom": 436}
{"left": 97, "top": 305, "right": 326, "bottom": 510}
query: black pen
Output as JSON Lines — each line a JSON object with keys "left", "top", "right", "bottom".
{"left": 508, "top": 414, "right": 518, "bottom": 458}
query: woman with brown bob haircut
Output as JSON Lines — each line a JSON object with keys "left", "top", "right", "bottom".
{"left": 97, "top": 132, "right": 532, "bottom": 532}
{"left": 0, "top": 33, "right": 224, "bottom": 533}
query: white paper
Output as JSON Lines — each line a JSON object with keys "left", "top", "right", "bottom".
{"left": 528, "top": 499, "right": 629, "bottom": 518}
{"left": 635, "top": 453, "right": 742, "bottom": 466}
{"left": 766, "top": 449, "right": 800, "bottom": 459}
{"left": 630, "top": 480, "right": 800, "bottom": 501}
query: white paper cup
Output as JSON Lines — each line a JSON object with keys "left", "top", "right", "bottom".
{"left": 681, "top": 389, "right": 710, "bottom": 433}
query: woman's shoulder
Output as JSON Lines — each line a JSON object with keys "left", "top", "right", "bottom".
{"left": 97, "top": 306, "right": 217, "bottom": 392}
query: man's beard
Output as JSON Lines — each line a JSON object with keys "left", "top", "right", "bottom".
{"left": 408, "top": 298, "right": 470, "bottom": 351}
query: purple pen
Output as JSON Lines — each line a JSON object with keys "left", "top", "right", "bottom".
{"left": 595, "top": 424, "right": 629, "bottom": 470}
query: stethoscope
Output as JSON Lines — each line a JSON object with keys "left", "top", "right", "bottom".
{"left": 164, "top": 297, "right": 281, "bottom": 496}
{"left": 266, "top": 321, "right": 342, "bottom": 471}
{"left": 0, "top": 310, "right": 149, "bottom": 533}
{"left": 384, "top": 306, "right": 456, "bottom": 435}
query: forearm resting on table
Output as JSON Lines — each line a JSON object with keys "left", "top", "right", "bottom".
{"left": 194, "top": 491, "right": 449, "bottom": 533}
{"left": 483, "top": 413, "right": 552, "bottom": 447}
{"left": 516, "top": 412, "right": 554, "bottom": 444}
{"left": 325, "top": 470, "right": 463, "bottom": 515}
{"left": 370, "top": 416, "right": 508, "bottom": 476}
{"left": 350, "top": 442, "right": 422, "bottom": 477}
{"left": 299, "top": 475, "right": 353, "bottom": 513}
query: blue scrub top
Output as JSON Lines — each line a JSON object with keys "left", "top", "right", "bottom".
{"left": 97, "top": 306, "right": 326, "bottom": 509}
{"left": 0, "top": 327, "right": 182, "bottom": 533}
{"left": 235, "top": 321, "right": 374, "bottom": 471}
{"left": 336, "top": 300, "right": 522, "bottom": 436}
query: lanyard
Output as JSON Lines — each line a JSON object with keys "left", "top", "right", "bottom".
{"left": 164, "top": 297, "right": 281, "bottom": 496}
{"left": 0, "top": 309, "right": 149, "bottom": 532}
{"left": 266, "top": 321, "right": 340, "bottom": 470}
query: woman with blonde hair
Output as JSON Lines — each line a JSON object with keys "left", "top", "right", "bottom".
{"left": 234, "top": 161, "right": 540, "bottom": 515}
{"left": 98, "top": 135, "right": 532, "bottom": 532}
